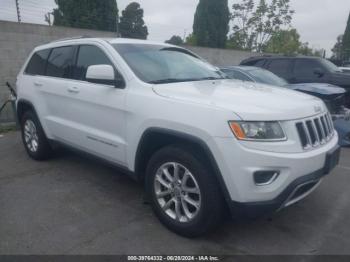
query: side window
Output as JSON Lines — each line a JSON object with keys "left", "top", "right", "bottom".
{"left": 74, "top": 45, "right": 114, "bottom": 81}
{"left": 294, "top": 59, "right": 322, "bottom": 78}
{"left": 25, "top": 49, "right": 51, "bottom": 76}
{"left": 267, "top": 59, "right": 291, "bottom": 78}
{"left": 234, "top": 71, "right": 253, "bottom": 82}
{"left": 254, "top": 59, "right": 266, "bottom": 68}
{"left": 46, "top": 46, "right": 74, "bottom": 79}
{"left": 242, "top": 59, "right": 265, "bottom": 67}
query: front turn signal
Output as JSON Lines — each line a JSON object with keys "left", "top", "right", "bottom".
{"left": 229, "top": 121, "right": 246, "bottom": 140}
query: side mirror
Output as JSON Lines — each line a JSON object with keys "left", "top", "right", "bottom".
{"left": 86, "top": 65, "right": 125, "bottom": 88}
{"left": 314, "top": 68, "right": 325, "bottom": 77}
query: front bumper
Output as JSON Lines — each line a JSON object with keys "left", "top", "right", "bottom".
{"left": 208, "top": 134, "right": 340, "bottom": 218}
{"left": 229, "top": 145, "right": 340, "bottom": 219}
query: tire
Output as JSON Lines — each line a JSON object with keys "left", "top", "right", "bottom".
{"left": 20, "top": 110, "right": 53, "bottom": 161}
{"left": 145, "top": 145, "right": 225, "bottom": 237}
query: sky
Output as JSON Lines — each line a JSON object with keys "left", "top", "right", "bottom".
{"left": 0, "top": 0, "right": 349, "bottom": 56}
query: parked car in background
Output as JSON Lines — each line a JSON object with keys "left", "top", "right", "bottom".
{"left": 221, "top": 66, "right": 350, "bottom": 146}
{"left": 240, "top": 56, "right": 350, "bottom": 106}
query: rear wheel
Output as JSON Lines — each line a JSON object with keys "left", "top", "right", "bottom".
{"left": 146, "top": 145, "right": 224, "bottom": 237}
{"left": 20, "top": 111, "right": 53, "bottom": 160}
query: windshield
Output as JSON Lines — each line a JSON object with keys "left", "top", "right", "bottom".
{"left": 320, "top": 59, "right": 342, "bottom": 73}
{"left": 112, "top": 44, "right": 223, "bottom": 84}
{"left": 248, "top": 68, "right": 288, "bottom": 86}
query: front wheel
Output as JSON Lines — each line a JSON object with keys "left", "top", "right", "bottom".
{"left": 146, "top": 146, "right": 225, "bottom": 237}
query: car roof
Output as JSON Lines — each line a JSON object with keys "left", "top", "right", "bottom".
{"left": 243, "top": 55, "right": 321, "bottom": 62}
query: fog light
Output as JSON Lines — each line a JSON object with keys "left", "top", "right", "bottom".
{"left": 254, "top": 171, "right": 280, "bottom": 186}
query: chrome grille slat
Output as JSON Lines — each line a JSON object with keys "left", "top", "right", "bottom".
{"left": 320, "top": 116, "right": 329, "bottom": 138}
{"left": 296, "top": 113, "right": 334, "bottom": 150}
{"left": 318, "top": 117, "right": 327, "bottom": 142}
{"left": 326, "top": 113, "right": 334, "bottom": 134}
{"left": 324, "top": 115, "right": 331, "bottom": 137}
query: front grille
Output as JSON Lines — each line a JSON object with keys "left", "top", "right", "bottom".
{"left": 296, "top": 113, "right": 335, "bottom": 149}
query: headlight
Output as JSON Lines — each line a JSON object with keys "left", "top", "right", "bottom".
{"left": 229, "top": 121, "right": 286, "bottom": 141}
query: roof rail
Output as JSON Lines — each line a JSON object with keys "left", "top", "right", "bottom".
{"left": 50, "top": 35, "right": 92, "bottom": 43}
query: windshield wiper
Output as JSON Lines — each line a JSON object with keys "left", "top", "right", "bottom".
{"left": 149, "top": 78, "right": 199, "bottom": 84}
{"left": 148, "top": 76, "right": 224, "bottom": 84}
{"left": 196, "top": 76, "right": 224, "bottom": 80}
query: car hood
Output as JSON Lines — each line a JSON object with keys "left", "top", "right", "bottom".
{"left": 285, "top": 83, "right": 346, "bottom": 97}
{"left": 152, "top": 79, "right": 326, "bottom": 121}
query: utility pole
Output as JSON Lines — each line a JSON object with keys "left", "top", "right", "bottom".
{"left": 116, "top": 12, "right": 120, "bottom": 37}
{"left": 15, "top": 0, "right": 21, "bottom": 23}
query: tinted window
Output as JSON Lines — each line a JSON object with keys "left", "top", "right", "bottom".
{"left": 74, "top": 45, "right": 113, "bottom": 80}
{"left": 241, "top": 59, "right": 266, "bottom": 67}
{"left": 46, "top": 46, "right": 74, "bottom": 78}
{"left": 267, "top": 59, "right": 291, "bottom": 78}
{"left": 25, "top": 49, "right": 50, "bottom": 75}
{"left": 254, "top": 59, "right": 266, "bottom": 67}
{"left": 294, "top": 59, "right": 322, "bottom": 77}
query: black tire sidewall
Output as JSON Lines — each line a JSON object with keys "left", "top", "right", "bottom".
{"left": 146, "top": 146, "right": 223, "bottom": 237}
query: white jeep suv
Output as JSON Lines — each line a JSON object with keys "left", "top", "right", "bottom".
{"left": 16, "top": 37, "right": 340, "bottom": 237}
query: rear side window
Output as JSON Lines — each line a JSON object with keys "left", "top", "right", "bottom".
{"left": 74, "top": 45, "right": 113, "bottom": 80}
{"left": 46, "top": 46, "right": 74, "bottom": 79}
{"left": 254, "top": 59, "right": 266, "bottom": 67}
{"left": 244, "top": 59, "right": 265, "bottom": 67}
{"left": 25, "top": 49, "right": 50, "bottom": 76}
{"left": 267, "top": 59, "right": 291, "bottom": 78}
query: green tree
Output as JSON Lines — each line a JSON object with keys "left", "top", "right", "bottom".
{"left": 342, "top": 12, "right": 350, "bottom": 61}
{"left": 262, "top": 28, "right": 324, "bottom": 57}
{"left": 119, "top": 2, "right": 148, "bottom": 39}
{"left": 165, "top": 35, "right": 184, "bottom": 46}
{"left": 53, "top": 0, "right": 118, "bottom": 32}
{"left": 192, "top": 0, "right": 230, "bottom": 48}
{"left": 263, "top": 29, "right": 300, "bottom": 55}
{"left": 229, "top": 0, "right": 294, "bottom": 52}
{"left": 185, "top": 34, "right": 197, "bottom": 46}
{"left": 331, "top": 35, "right": 343, "bottom": 60}
{"left": 298, "top": 42, "right": 324, "bottom": 57}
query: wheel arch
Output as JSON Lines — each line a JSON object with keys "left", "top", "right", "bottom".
{"left": 16, "top": 99, "right": 37, "bottom": 122}
{"left": 134, "top": 127, "right": 232, "bottom": 203}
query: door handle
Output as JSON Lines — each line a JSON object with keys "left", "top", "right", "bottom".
{"left": 67, "top": 86, "right": 80, "bottom": 94}
{"left": 34, "top": 81, "right": 43, "bottom": 87}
